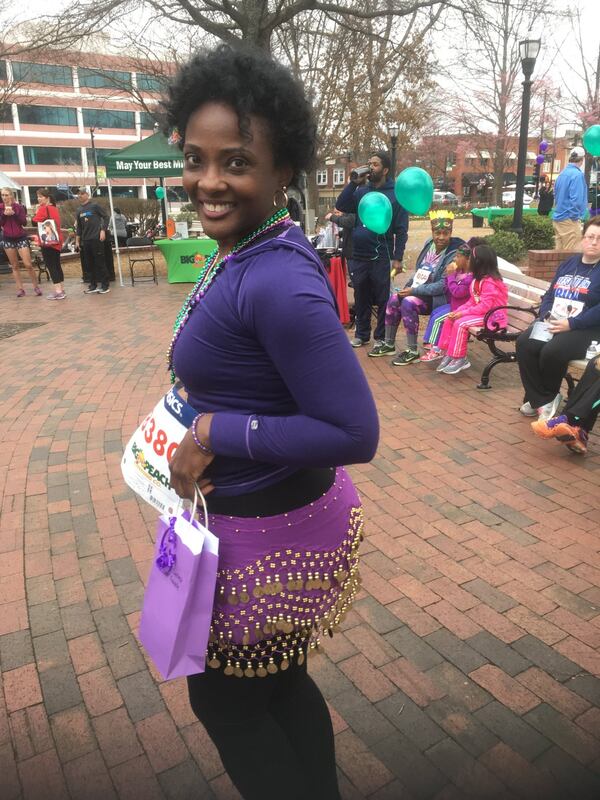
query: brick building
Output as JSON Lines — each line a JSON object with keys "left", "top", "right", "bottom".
{"left": 0, "top": 50, "right": 183, "bottom": 206}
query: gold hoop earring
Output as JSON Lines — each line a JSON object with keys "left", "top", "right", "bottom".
{"left": 273, "top": 186, "right": 289, "bottom": 208}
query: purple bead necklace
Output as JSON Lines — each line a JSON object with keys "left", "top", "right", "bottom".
{"left": 167, "top": 208, "right": 292, "bottom": 380}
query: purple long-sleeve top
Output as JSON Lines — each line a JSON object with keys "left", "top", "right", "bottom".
{"left": 446, "top": 270, "right": 473, "bottom": 311}
{"left": 0, "top": 202, "right": 28, "bottom": 238}
{"left": 172, "top": 224, "right": 379, "bottom": 496}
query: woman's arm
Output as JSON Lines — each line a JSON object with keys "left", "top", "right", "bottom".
{"left": 209, "top": 253, "right": 379, "bottom": 467}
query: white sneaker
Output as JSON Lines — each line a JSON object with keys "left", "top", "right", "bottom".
{"left": 537, "top": 393, "right": 563, "bottom": 421}
{"left": 519, "top": 401, "right": 538, "bottom": 417}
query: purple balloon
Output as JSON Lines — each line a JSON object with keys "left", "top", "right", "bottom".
{"left": 536, "top": 154, "right": 545, "bottom": 165}
{"left": 539, "top": 140, "right": 549, "bottom": 153}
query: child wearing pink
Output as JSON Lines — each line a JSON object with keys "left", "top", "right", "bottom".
{"left": 436, "top": 244, "right": 508, "bottom": 375}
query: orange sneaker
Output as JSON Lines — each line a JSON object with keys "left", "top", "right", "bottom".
{"left": 531, "top": 415, "right": 588, "bottom": 454}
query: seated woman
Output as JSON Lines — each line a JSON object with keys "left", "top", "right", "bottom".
{"left": 368, "top": 210, "right": 465, "bottom": 364}
{"left": 516, "top": 216, "right": 600, "bottom": 420}
{"left": 531, "top": 354, "right": 600, "bottom": 454}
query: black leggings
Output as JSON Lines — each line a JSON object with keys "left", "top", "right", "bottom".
{"left": 564, "top": 355, "right": 600, "bottom": 431}
{"left": 187, "top": 657, "right": 341, "bottom": 800}
{"left": 516, "top": 325, "right": 600, "bottom": 408}
{"left": 41, "top": 247, "right": 64, "bottom": 285}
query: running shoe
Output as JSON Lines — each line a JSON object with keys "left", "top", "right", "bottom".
{"left": 368, "top": 342, "right": 396, "bottom": 357}
{"left": 531, "top": 415, "right": 588, "bottom": 455}
{"left": 350, "top": 337, "right": 368, "bottom": 348}
{"left": 98, "top": 285, "right": 111, "bottom": 294}
{"left": 84, "top": 284, "right": 99, "bottom": 294}
{"left": 392, "top": 349, "right": 420, "bottom": 366}
{"left": 47, "top": 291, "right": 66, "bottom": 300}
{"left": 441, "top": 357, "right": 471, "bottom": 374}
{"left": 537, "top": 393, "right": 562, "bottom": 421}
{"left": 34, "top": 286, "right": 43, "bottom": 296}
{"left": 436, "top": 355, "right": 452, "bottom": 372}
{"left": 16, "top": 289, "right": 25, "bottom": 297}
{"left": 421, "top": 349, "right": 444, "bottom": 363}
{"left": 519, "top": 401, "right": 538, "bottom": 417}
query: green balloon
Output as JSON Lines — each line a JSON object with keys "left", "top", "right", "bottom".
{"left": 583, "top": 125, "right": 600, "bottom": 157}
{"left": 358, "top": 192, "right": 393, "bottom": 234}
{"left": 155, "top": 186, "right": 166, "bottom": 199}
{"left": 394, "top": 167, "right": 434, "bottom": 215}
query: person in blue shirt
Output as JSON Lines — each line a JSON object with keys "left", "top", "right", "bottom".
{"left": 552, "top": 148, "right": 588, "bottom": 251}
{"left": 336, "top": 151, "right": 408, "bottom": 347}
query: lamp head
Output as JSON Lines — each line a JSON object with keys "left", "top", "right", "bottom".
{"left": 387, "top": 122, "right": 399, "bottom": 139}
{"left": 519, "top": 38, "right": 541, "bottom": 77}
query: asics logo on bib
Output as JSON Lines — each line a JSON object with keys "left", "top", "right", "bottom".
{"left": 165, "top": 390, "right": 183, "bottom": 416}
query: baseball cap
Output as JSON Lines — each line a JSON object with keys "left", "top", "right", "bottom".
{"left": 569, "top": 146, "right": 585, "bottom": 161}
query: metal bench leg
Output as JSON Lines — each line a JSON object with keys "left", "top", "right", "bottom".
{"left": 477, "top": 355, "right": 511, "bottom": 390}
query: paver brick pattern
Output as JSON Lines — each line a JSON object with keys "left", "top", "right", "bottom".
{"left": 1, "top": 275, "right": 599, "bottom": 799}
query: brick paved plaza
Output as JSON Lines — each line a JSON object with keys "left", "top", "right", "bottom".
{"left": 1, "top": 274, "right": 599, "bottom": 800}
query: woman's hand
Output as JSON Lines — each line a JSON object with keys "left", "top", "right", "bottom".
{"left": 547, "top": 318, "right": 570, "bottom": 334}
{"left": 4, "top": 206, "right": 14, "bottom": 216}
{"left": 396, "top": 288, "right": 412, "bottom": 298}
{"left": 168, "top": 414, "right": 215, "bottom": 501}
{"left": 447, "top": 311, "right": 462, "bottom": 320}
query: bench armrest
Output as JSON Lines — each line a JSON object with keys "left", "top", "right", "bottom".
{"left": 481, "top": 303, "right": 537, "bottom": 334}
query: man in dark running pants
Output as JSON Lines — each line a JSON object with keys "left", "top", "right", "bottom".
{"left": 75, "top": 188, "right": 110, "bottom": 294}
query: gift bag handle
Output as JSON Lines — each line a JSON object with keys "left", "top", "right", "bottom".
{"left": 189, "top": 481, "right": 209, "bottom": 530}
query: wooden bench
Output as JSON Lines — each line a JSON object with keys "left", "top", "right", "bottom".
{"left": 470, "top": 262, "right": 588, "bottom": 391}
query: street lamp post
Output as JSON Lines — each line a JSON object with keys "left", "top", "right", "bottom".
{"left": 511, "top": 38, "right": 541, "bottom": 236}
{"left": 89, "top": 127, "right": 100, "bottom": 194}
{"left": 388, "top": 122, "right": 399, "bottom": 178}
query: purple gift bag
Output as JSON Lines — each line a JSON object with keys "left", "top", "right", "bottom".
{"left": 139, "top": 488, "right": 218, "bottom": 680}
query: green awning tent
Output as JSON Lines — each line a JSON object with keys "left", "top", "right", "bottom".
{"left": 104, "top": 132, "right": 184, "bottom": 178}
{"left": 103, "top": 132, "right": 184, "bottom": 285}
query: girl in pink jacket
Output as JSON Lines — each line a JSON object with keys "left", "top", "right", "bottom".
{"left": 435, "top": 244, "right": 508, "bottom": 374}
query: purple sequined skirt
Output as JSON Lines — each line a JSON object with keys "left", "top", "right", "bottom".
{"left": 206, "top": 467, "right": 363, "bottom": 677}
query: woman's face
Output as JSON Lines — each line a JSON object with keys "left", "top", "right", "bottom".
{"left": 432, "top": 225, "right": 452, "bottom": 252}
{"left": 182, "top": 102, "right": 292, "bottom": 251}
{"left": 1, "top": 189, "right": 13, "bottom": 204}
{"left": 38, "top": 193, "right": 49, "bottom": 205}
{"left": 582, "top": 224, "right": 600, "bottom": 261}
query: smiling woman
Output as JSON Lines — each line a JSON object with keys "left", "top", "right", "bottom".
{"left": 159, "top": 44, "right": 379, "bottom": 800}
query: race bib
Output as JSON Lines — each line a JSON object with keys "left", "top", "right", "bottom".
{"left": 121, "top": 383, "right": 196, "bottom": 516}
{"left": 551, "top": 297, "right": 584, "bottom": 319}
{"left": 412, "top": 266, "right": 432, "bottom": 288}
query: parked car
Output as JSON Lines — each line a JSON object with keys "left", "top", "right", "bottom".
{"left": 433, "top": 191, "right": 459, "bottom": 206}
{"left": 502, "top": 188, "right": 534, "bottom": 207}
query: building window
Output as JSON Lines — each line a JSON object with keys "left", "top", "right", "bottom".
{"left": 316, "top": 170, "right": 327, "bottom": 186}
{"left": 0, "top": 61, "right": 7, "bottom": 80}
{"left": 94, "top": 185, "right": 139, "bottom": 198}
{"left": 82, "top": 108, "right": 135, "bottom": 129}
{"left": 85, "top": 148, "right": 114, "bottom": 167}
{"left": 0, "top": 145, "right": 18, "bottom": 164}
{"left": 139, "top": 111, "right": 157, "bottom": 130}
{"left": 0, "top": 104, "right": 13, "bottom": 123}
{"left": 18, "top": 105, "right": 77, "bottom": 126}
{"left": 333, "top": 168, "right": 345, "bottom": 185}
{"left": 24, "top": 146, "right": 82, "bottom": 165}
{"left": 12, "top": 61, "right": 73, "bottom": 86}
{"left": 136, "top": 73, "right": 166, "bottom": 92}
{"left": 78, "top": 68, "right": 132, "bottom": 89}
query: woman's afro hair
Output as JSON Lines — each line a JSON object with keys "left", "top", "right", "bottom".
{"left": 164, "top": 44, "right": 317, "bottom": 180}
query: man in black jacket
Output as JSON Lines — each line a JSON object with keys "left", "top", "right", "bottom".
{"left": 75, "top": 188, "right": 110, "bottom": 294}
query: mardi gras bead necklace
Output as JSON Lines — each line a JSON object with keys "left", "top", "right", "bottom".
{"left": 167, "top": 207, "right": 292, "bottom": 380}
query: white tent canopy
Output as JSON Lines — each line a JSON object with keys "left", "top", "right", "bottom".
{"left": 0, "top": 172, "right": 22, "bottom": 192}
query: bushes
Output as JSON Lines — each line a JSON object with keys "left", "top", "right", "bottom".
{"left": 490, "top": 213, "right": 555, "bottom": 250}
{"left": 483, "top": 230, "right": 527, "bottom": 262}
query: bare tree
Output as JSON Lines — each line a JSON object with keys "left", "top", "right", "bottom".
{"left": 53, "top": 0, "right": 456, "bottom": 53}
{"left": 274, "top": 4, "right": 440, "bottom": 158}
{"left": 440, "top": 0, "right": 555, "bottom": 203}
